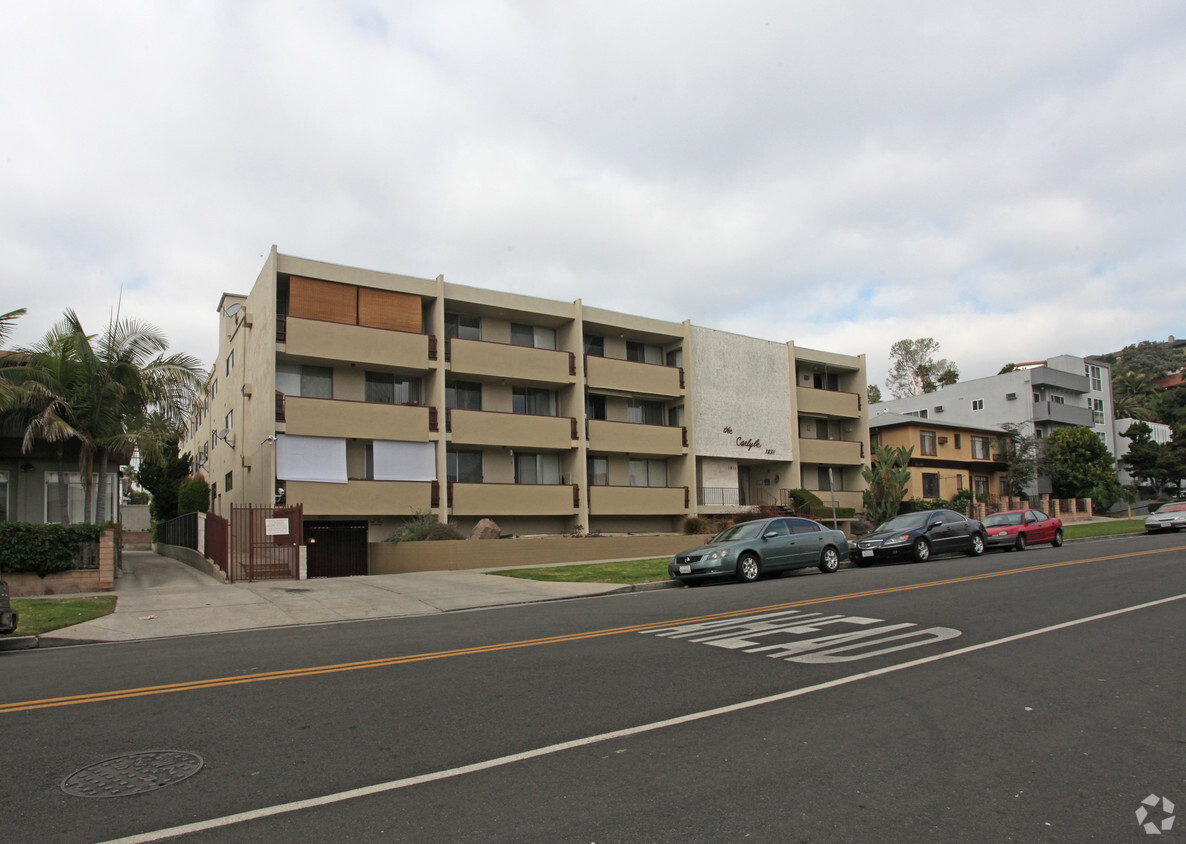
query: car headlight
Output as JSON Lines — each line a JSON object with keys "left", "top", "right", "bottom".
{"left": 706, "top": 548, "right": 731, "bottom": 560}
{"left": 993, "top": 529, "right": 1010, "bottom": 536}
{"left": 882, "top": 533, "right": 912, "bottom": 546}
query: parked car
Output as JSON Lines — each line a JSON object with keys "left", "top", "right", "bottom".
{"left": 0, "top": 580, "right": 17, "bottom": 635}
{"left": 854, "top": 509, "right": 986, "bottom": 565}
{"left": 981, "top": 509, "right": 1064, "bottom": 551}
{"left": 669, "top": 516, "right": 850, "bottom": 585}
{"left": 1145, "top": 501, "right": 1186, "bottom": 533}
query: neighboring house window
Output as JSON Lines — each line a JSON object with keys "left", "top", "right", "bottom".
{"left": 276, "top": 364, "right": 333, "bottom": 399}
{"left": 954, "top": 434, "right": 962, "bottom": 449}
{"left": 513, "top": 388, "right": 558, "bottom": 416}
{"left": 510, "top": 323, "right": 557, "bottom": 350}
{"left": 971, "top": 399, "right": 984, "bottom": 411}
{"left": 629, "top": 458, "right": 668, "bottom": 487}
{"left": 515, "top": 453, "right": 561, "bottom": 484}
{"left": 225, "top": 471, "right": 233, "bottom": 492}
{"left": 0, "top": 470, "right": 8, "bottom": 521}
{"left": 226, "top": 350, "right": 234, "bottom": 374}
{"left": 817, "top": 466, "right": 845, "bottom": 491}
{"left": 365, "top": 371, "right": 421, "bottom": 405}
{"left": 973, "top": 475, "right": 989, "bottom": 494}
{"left": 922, "top": 473, "right": 940, "bottom": 498}
{"left": 920, "top": 430, "right": 937, "bottom": 456}
{"left": 444, "top": 312, "right": 481, "bottom": 340}
{"left": 446, "top": 380, "right": 482, "bottom": 411}
{"left": 586, "top": 394, "right": 607, "bottom": 420}
{"left": 626, "top": 341, "right": 662, "bottom": 364}
{"left": 905, "top": 409, "right": 929, "bottom": 419}
{"left": 971, "top": 436, "right": 991, "bottom": 460}
{"left": 584, "top": 334, "right": 604, "bottom": 356}
{"left": 628, "top": 398, "right": 664, "bottom": 425}
{"left": 587, "top": 456, "right": 609, "bottom": 486}
{"left": 1091, "top": 398, "right": 1105, "bottom": 424}
{"left": 447, "top": 450, "right": 482, "bottom": 483}
{"left": 44, "top": 472, "right": 116, "bottom": 525}
{"left": 956, "top": 473, "right": 964, "bottom": 491}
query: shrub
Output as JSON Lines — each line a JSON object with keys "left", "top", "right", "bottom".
{"left": 785, "top": 489, "right": 822, "bottom": 513}
{"left": 177, "top": 477, "right": 210, "bottom": 515}
{"left": 0, "top": 522, "right": 104, "bottom": 577}
{"left": 850, "top": 518, "right": 874, "bottom": 536}
{"left": 683, "top": 516, "right": 709, "bottom": 534}
{"left": 900, "top": 498, "right": 950, "bottom": 514}
{"left": 386, "top": 511, "right": 465, "bottom": 542}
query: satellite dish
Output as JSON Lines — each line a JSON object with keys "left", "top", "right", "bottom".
{"left": 224, "top": 302, "right": 243, "bottom": 318}
{"left": 217, "top": 428, "right": 230, "bottom": 439}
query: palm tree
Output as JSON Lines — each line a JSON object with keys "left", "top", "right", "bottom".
{"left": 0, "top": 308, "right": 28, "bottom": 407}
{"left": 1113, "top": 370, "right": 1158, "bottom": 421}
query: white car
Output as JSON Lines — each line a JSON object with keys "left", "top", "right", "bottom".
{"left": 1145, "top": 502, "right": 1186, "bottom": 534}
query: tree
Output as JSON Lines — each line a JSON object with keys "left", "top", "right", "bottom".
{"left": 1112, "top": 370, "right": 1158, "bottom": 421}
{"left": 1119, "top": 421, "right": 1181, "bottom": 496}
{"left": 867, "top": 384, "right": 883, "bottom": 405}
{"left": 136, "top": 439, "right": 192, "bottom": 525}
{"left": 1039, "top": 426, "right": 1118, "bottom": 499}
{"left": 1105, "top": 340, "right": 1185, "bottom": 380}
{"left": 997, "top": 422, "right": 1040, "bottom": 497}
{"left": 998, "top": 362, "right": 1018, "bottom": 374}
{"left": 862, "top": 444, "right": 913, "bottom": 525}
{"left": 0, "top": 308, "right": 27, "bottom": 407}
{"left": 885, "top": 338, "right": 960, "bottom": 398}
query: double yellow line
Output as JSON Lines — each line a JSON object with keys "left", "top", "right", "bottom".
{"left": 2, "top": 546, "right": 1179, "bottom": 715}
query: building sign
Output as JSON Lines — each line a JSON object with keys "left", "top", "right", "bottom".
{"left": 723, "top": 426, "right": 776, "bottom": 455}
{"left": 265, "top": 518, "right": 290, "bottom": 536}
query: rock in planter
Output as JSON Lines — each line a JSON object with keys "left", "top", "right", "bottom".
{"left": 470, "top": 518, "right": 501, "bottom": 540}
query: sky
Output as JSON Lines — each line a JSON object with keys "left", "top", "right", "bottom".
{"left": 2, "top": 1, "right": 1185, "bottom": 392}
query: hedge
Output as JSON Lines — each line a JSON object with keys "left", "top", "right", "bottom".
{"left": 0, "top": 522, "right": 104, "bottom": 578}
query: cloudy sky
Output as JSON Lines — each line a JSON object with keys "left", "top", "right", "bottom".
{"left": 3, "top": 1, "right": 1184, "bottom": 391}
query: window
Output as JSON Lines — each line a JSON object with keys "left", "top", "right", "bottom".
{"left": 627, "top": 398, "right": 664, "bottom": 425}
{"left": 973, "top": 475, "right": 989, "bottom": 494}
{"left": 447, "top": 450, "right": 483, "bottom": 483}
{"left": 510, "top": 323, "right": 557, "bottom": 350}
{"left": 44, "top": 471, "right": 117, "bottom": 525}
{"left": 224, "top": 471, "right": 233, "bottom": 492}
{"left": 1091, "top": 398, "right": 1105, "bottom": 424}
{"left": 922, "top": 473, "right": 940, "bottom": 498}
{"left": 225, "top": 410, "right": 233, "bottom": 431}
{"left": 971, "top": 399, "right": 984, "bottom": 411}
{"left": 789, "top": 518, "right": 822, "bottom": 534}
{"left": 276, "top": 364, "right": 333, "bottom": 399}
{"left": 0, "top": 470, "right": 8, "bottom": 521}
{"left": 626, "top": 341, "right": 662, "bottom": 364}
{"left": 1088, "top": 365, "right": 1103, "bottom": 392}
{"left": 444, "top": 312, "right": 481, "bottom": 340}
{"left": 920, "top": 430, "right": 937, "bottom": 456}
{"left": 513, "top": 388, "right": 558, "bottom": 416}
{"left": 583, "top": 334, "right": 604, "bottom": 356}
{"left": 629, "top": 458, "right": 668, "bottom": 487}
{"left": 817, "top": 467, "right": 845, "bottom": 491}
{"left": 813, "top": 372, "right": 840, "bottom": 391}
{"left": 956, "top": 473, "right": 964, "bottom": 491}
{"left": 1033, "top": 392, "right": 1040, "bottom": 402}
{"left": 666, "top": 348, "right": 683, "bottom": 368}
{"left": 365, "top": 372, "right": 421, "bottom": 405}
{"left": 905, "top": 409, "right": 929, "bottom": 419}
{"left": 1052, "top": 394, "right": 1065, "bottom": 405}
{"left": 446, "top": 380, "right": 482, "bottom": 411}
{"left": 587, "top": 456, "right": 608, "bottom": 486}
{"left": 226, "top": 350, "right": 234, "bottom": 375}
{"left": 954, "top": 434, "right": 962, "bottom": 449}
{"left": 515, "top": 453, "right": 561, "bottom": 485}
{"left": 971, "top": 436, "right": 991, "bottom": 460}
{"left": 586, "top": 394, "right": 607, "bottom": 420}
{"left": 210, "top": 379, "right": 218, "bottom": 398}
{"left": 668, "top": 405, "right": 685, "bottom": 427}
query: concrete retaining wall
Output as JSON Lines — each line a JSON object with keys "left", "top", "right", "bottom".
{"left": 153, "top": 543, "right": 227, "bottom": 582}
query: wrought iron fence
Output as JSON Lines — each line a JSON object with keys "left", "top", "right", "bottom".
{"left": 157, "top": 512, "right": 199, "bottom": 550}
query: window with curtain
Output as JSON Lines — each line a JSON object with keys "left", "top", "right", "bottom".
{"left": 629, "top": 459, "right": 667, "bottom": 487}
{"left": 365, "top": 371, "right": 421, "bottom": 405}
{"left": 626, "top": 341, "right": 662, "bottom": 364}
{"left": 446, "top": 380, "right": 482, "bottom": 410}
{"left": 275, "top": 435, "right": 348, "bottom": 483}
{"left": 515, "top": 453, "right": 561, "bottom": 485}
{"left": 510, "top": 323, "right": 557, "bottom": 350}
{"left": 447, "top": 450, "right": 483, "bottom": 483}
{"left": 513, "top": 388, "right": 558, "bottom": 416}
{"left": 587, "top": 456, "right": 608, "bottom": 486}
{"left": 276, "top": 364, "right": 333, "bottom": 399}
{"left": 627, "top": 398, "right": 664, "bottom": 425}
{"left": 444, "top": 312, "right": 481, "bottom": 340}
{"left": 583, "top": 334, "right": 604, "bottom": 356}
{"left": 586, "top": 394, "right": 607, "bottom": 420}
{"left": 367, "top": 441, "right": 436, "bottom": 481}
{"left": 44, "top": 472, "right": 117, "bottom": 524}
{"left": 920, "top": 430, "right": 937, "bottom": 455}
{"left": 971, "top": 436, "right": 991, "bottom": 459}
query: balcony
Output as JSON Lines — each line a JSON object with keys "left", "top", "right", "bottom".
{"left": 585, "top": 356, "right": 683, "bottom": 397}
{"left": 448, "top": 409, "right": 576, "bottom": 449}
{"left": 448, "top": 338, "right": 575, "bottom": 385}
{"left": 588, "top": 485, "right": 688, "bottom": 515}
{"left": 797, "top": 438, "right": 865, "bottom": 465}
{"left": 1030, "top": 367, "right": 1089, "bottom": 394}
{"left": 282, "top": 316, "right": 432, "bottom": 370}
{"left": 796, "top": 387, "right": 861, "bottom": 418}
{"left": 1032, "top": 402, "right": 1094, "bottom": 426}
{"left": 283, "top": 396, "right": 433, "bottom": 441}
{"left": 450, "top": 483, "right": 579, "bottom": 516}
{"left": 285, "top": 480, "right": 433, "bottom": 516}
{"left": 587, "top": 420, "right": 686, "bottom": 455}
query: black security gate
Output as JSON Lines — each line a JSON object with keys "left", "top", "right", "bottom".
{"left": 229, "top": 504, "right": 303, "bottom": 582}
{"left": 305, "top": 520, "right": 369, "bottom": 578}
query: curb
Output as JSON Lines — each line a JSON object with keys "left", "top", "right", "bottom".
{"left": 0, "top": 636, "right": 39, "bottom": 652}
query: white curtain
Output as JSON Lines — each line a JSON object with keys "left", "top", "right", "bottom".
{"left": 372, "top": 441, "right": 436, "bottom": 482}
{"left": 276, "top": 435, "right": 348, "bottom": 483}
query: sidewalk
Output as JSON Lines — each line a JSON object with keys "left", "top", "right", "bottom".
{"left": 10, "top": 550, "right": 663, "bottom": 648}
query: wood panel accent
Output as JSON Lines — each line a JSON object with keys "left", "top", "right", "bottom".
{"left": 289, "top": 276, "right": 358, "bottom": 325}
{"left": 358, "top": 287, "right": 422, "bottom": 332}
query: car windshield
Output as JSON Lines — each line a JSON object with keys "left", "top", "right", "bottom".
{"left": 982, "top": 512, "right": 1023, "bottom": 527}
{"left": 1156, "top": 503, "right": 1186, "bottom": 513}
{"left": 875, "top": 512, "right": 930, "bottom": 532}
{"left": 712, "top": 521, "right": 767, "bottom": 542}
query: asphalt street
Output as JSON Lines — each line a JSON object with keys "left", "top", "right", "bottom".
{"left": 1, "top": 532, "right": 1183, "bottom": 843}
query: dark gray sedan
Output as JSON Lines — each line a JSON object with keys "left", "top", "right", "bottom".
{"left": 670, "top": 516, "right": 850, "bottom": 585}
{"left": 854, "top": 509, "right": 986, "bottom": 565}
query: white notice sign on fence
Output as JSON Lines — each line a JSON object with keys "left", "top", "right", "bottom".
{"left": 264, "top": 518, "right": 290, "bottom": 536}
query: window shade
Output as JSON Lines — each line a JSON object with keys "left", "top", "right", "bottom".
{"left": 372, "top": 441, "right": 436, "bottom": 482}
{"left": 276, "top": 435, "right": 348, "bottom": 483}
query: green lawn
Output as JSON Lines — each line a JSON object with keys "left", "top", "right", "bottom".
{"left": 494, "top": 520, "right": 1150, "bottom": 585}
{"left": 2, "top": 596, "right": 118, "bottom": 636}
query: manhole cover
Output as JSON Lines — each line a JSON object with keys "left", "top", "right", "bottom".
{"left": 61, "top": 750, "right": 204, "bottom": 798}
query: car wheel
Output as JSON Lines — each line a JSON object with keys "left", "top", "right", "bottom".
{"left": 1051, "top": 529, "right": 1063, "bottom": 548}
{"left": 967, "top": 533, "right": 985, "bottom": 557}
{"left": 736, "top": 553, "right": 761, "bottom": 583}
{"left": 818, "top": 546, "right": 840, "bottom": 574}
{"left": 1014, "top": 533, "right": 1027, "bottom": 552}
{"left": 912, "top": 538, "right": 931, "bottom": 562}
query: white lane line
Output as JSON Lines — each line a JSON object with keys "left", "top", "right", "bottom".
{"left": 100, "top": 593, "right": 1186, "bottom": 844}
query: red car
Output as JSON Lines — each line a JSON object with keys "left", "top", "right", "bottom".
{"left": 982, "top": 509, "right": 1064, "bottom": 551}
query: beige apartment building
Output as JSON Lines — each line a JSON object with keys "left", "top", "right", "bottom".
{"left": 181, "top": 247, "right": 869, "bottom": 551}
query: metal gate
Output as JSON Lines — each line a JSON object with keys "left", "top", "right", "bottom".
{"left": 229, "top": 504, "right": 303, "bottom": 582}
{"left": 205, "top": 513, "right": 229, "bottom": 580}
{"left": 305, "top": 520, "right": 368, "bottom": 578}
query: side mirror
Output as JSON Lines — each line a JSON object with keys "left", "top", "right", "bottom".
{"left": 763, "top": 531, "right": 779, "bottom": 540}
